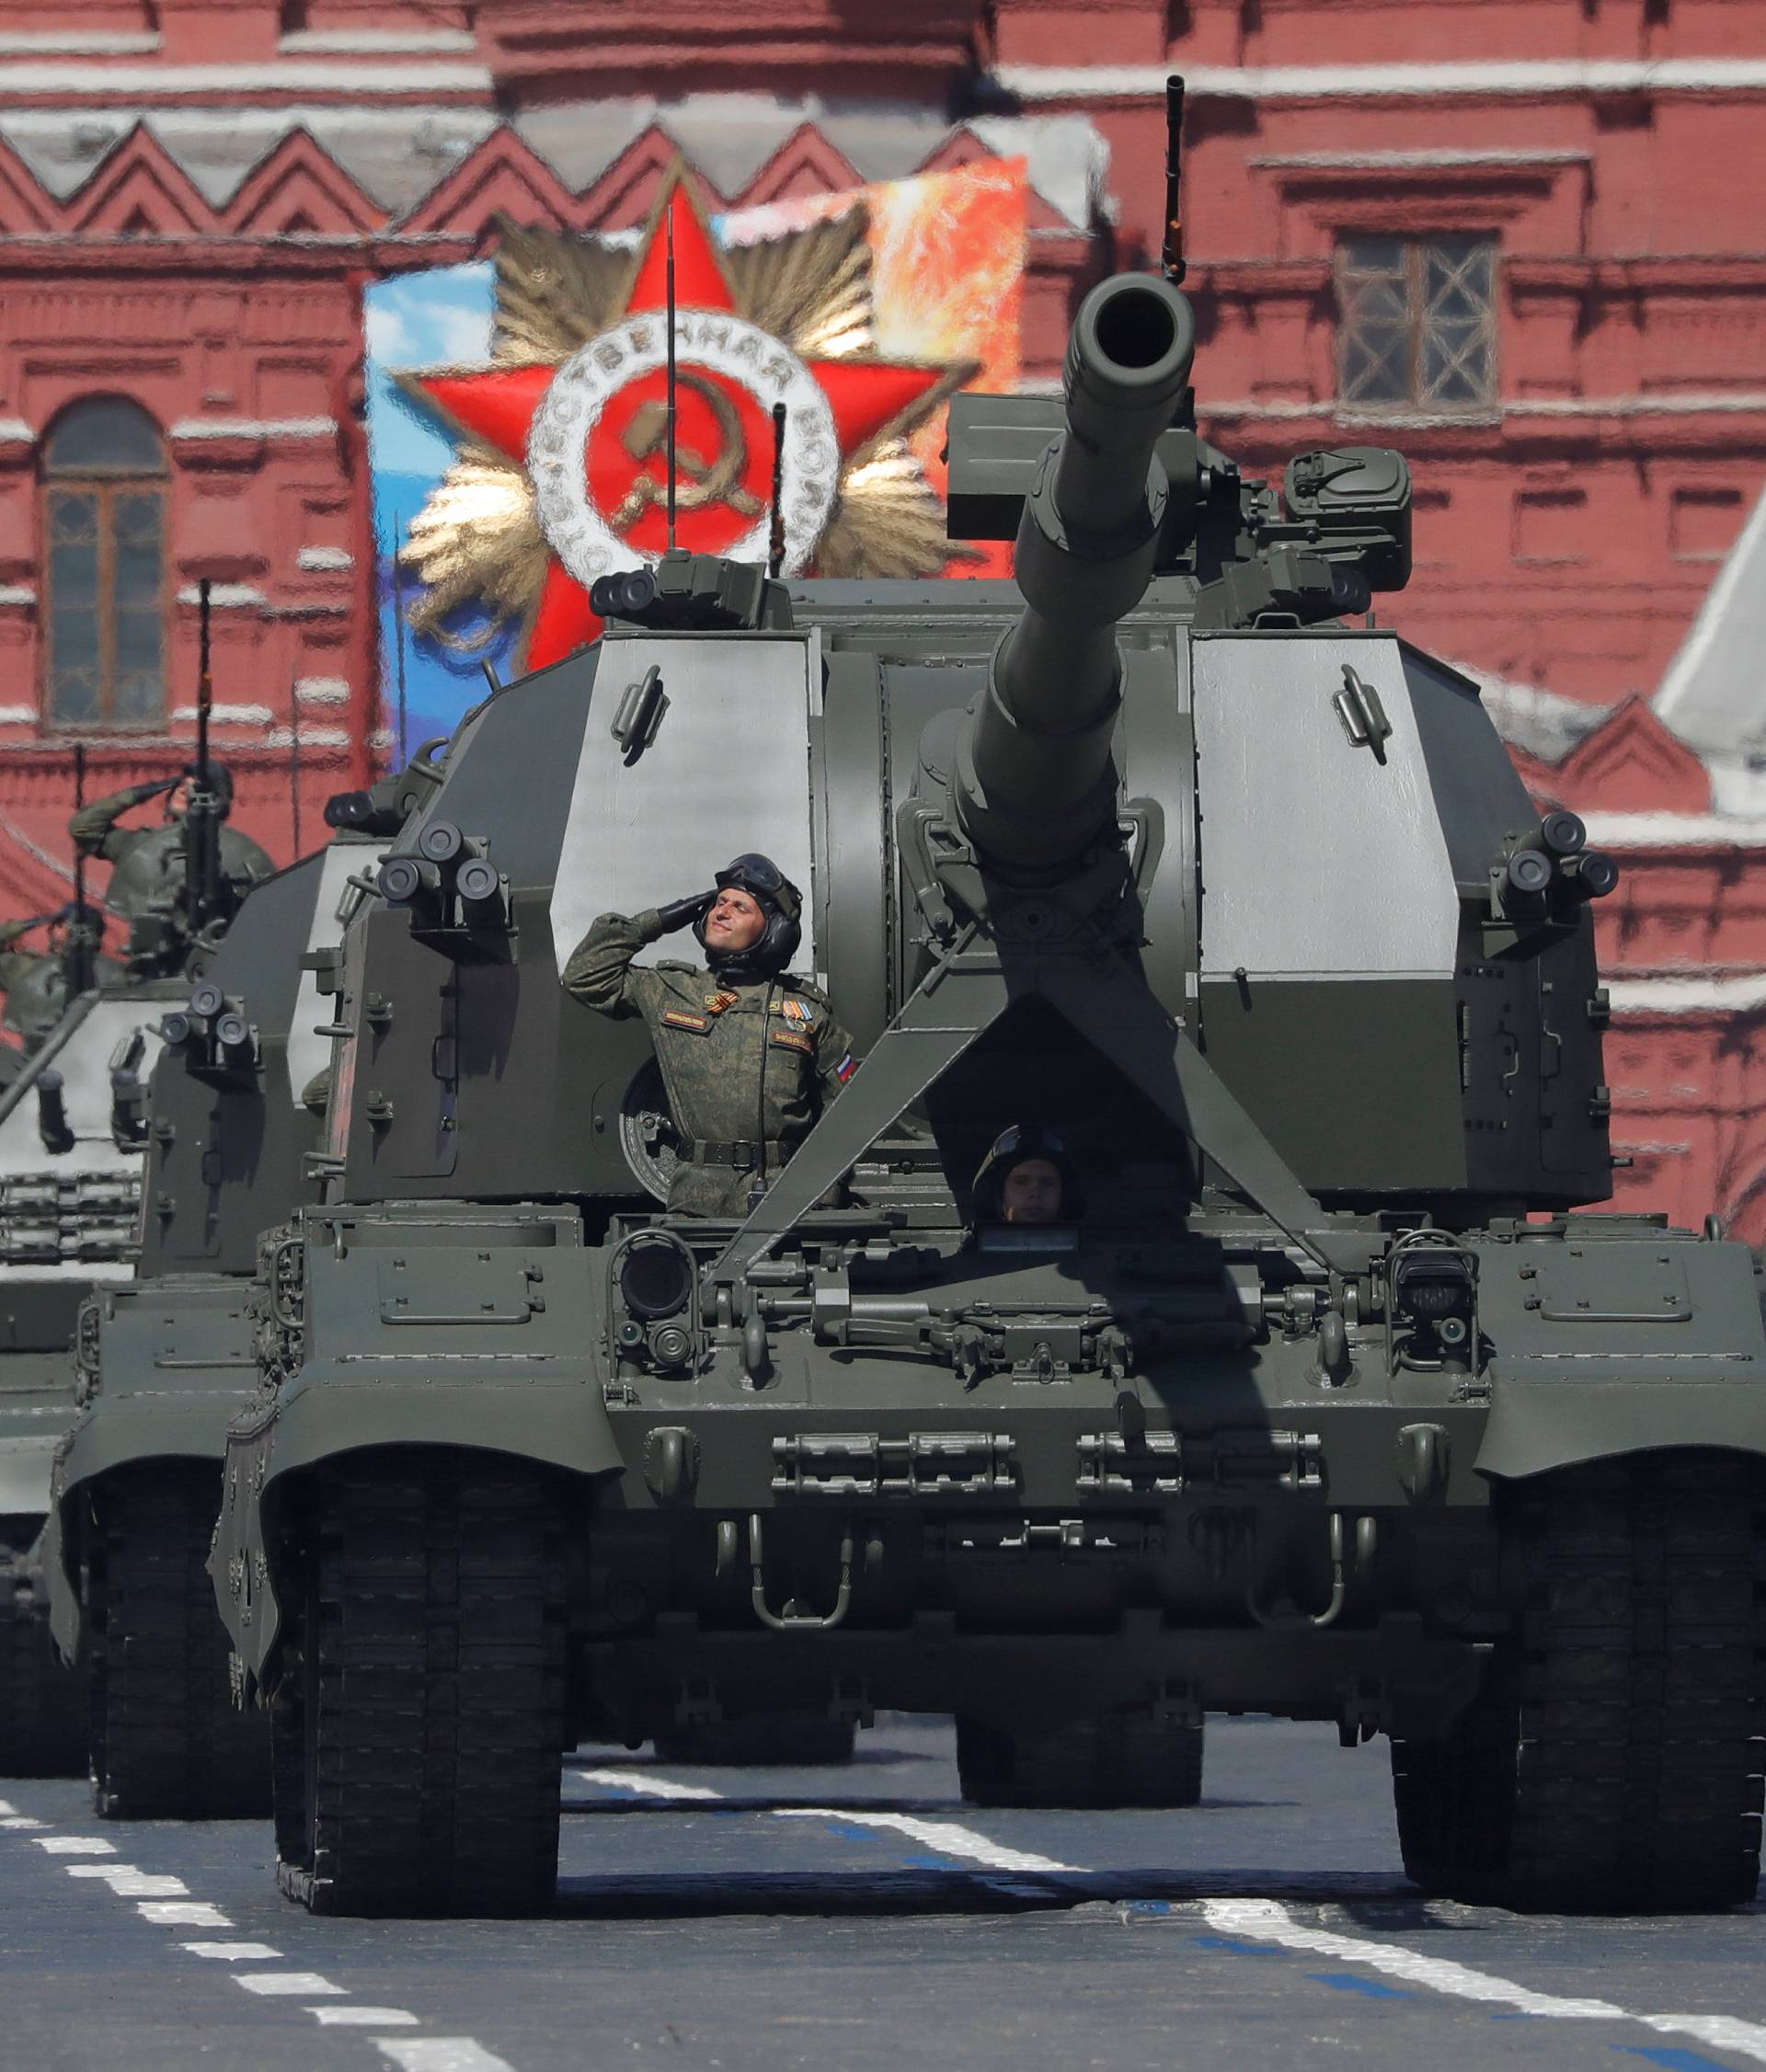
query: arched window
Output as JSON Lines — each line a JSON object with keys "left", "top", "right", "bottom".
{"left": 41, "top": 398, "right": 168, "bottom": 729}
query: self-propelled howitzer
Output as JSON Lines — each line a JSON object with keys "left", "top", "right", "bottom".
{"left": 212, "top": 258, "right": 1765, "bottom": 1922}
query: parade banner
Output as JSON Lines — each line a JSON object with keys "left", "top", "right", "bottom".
{"left": 365, "top": 158, "right": 1027, "bottom": 758}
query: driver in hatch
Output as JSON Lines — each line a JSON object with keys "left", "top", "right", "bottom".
{"left": 970, "top": 1124, "right": 1082, "bottom": 1229}
{"left": 563, "top": 854, "right": 857, "bottom": 1217}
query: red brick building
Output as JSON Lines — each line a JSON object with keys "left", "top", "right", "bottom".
{"left": 2, "top": 0, "right": 1764, "bottom": 1227}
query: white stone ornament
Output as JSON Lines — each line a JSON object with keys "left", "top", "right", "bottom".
{"left": 527, "top": 310, "right": 840, "bottom": 588}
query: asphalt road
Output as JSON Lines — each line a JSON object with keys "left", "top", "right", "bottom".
{"left": 1, "top": 1715, "right": 1761, "bottom": 2072}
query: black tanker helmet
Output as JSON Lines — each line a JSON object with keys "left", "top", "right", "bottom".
{"left": 694, "top": 853, "right": 803, "bottom": 979}
{"left": 970, "top": 1123, "right": 1082, "bottom": 1225}
{"left": 178, "top": 760, "right": 234, "bottom": 814}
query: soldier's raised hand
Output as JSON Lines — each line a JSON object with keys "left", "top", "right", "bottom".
{"left": 656, "top": 889, "right": 715, "bottom": 933}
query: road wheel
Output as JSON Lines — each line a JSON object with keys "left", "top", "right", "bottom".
{"left": 88, "top": 1465, "right": 269, "bottom": 1819}
{"left": 956, "top": 1707, "right": 1204, "bottom": 1808}
{"left": 652, "top": 1716, "right": 857, "bottom": 1766}
{"left": 1392, "top": 1450, "right": 1766, "bottom": 1912}
{"left": 281, "top": 1451, "right": 566, "bottom": 1917}
{"left": 0, "top": 1530, "right": 84, "bottom": 1776}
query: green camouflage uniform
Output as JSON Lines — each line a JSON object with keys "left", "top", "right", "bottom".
{"left": 0, "top": 922, "right": 56, "bottom": 1047}
{"left": 70, "top": 784, "right": 273, "bottom": 925}
{"left": 0, "top": 919, "right": 120, "bottom": 1049}
{"left": 564, "top": 908, "right": 857, "bottom": 1217}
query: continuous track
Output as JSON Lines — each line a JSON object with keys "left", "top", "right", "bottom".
{"left": 278, "top": 1451, "right": 567, "bottom": 1917}
{"left": 88, "top": 1465, "right": 270, "bottom": 1819}
{"left": 1392, "top": 1448, "right": 1766, "bottom": 1911}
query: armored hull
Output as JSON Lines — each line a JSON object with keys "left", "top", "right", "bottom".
{"left": 43, "top": 836, "right": 389, "bottom": 1817}
{"left": 0, "top": 981, "right": 178, "bottom": 1773}
{"left": 212, "top": 273, "right": 1765, "bottom": 1917}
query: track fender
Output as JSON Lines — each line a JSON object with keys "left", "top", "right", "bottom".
{"left": 38, "top": 1492, "right": 80, "bottom": 1666}
{"left": 1475, "top": 1381, "right": 1766, "bottom": 1481}
{"left": 1474, "top": 1232, "right": 1766, "bottom": 1480}
{"left": 212, "top": 1373, "right": 625, "bottom": 1690}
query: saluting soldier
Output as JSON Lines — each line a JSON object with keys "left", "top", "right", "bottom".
{"left": 71, "top": 763, "right": 273, "bottom": 928}
{"left": 564, "top": 853, "right": 857, "bottom": 1217}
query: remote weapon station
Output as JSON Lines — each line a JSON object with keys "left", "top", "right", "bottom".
{"left": 214, "top": 97, "right": 1765, "bottom": 1917}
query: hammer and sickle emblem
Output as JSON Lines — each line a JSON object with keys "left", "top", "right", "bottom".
{"left": 612, "top": 372, "right": 765, "bottom": 529}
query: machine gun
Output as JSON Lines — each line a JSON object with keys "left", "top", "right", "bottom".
{"left": 178, "top": 578, "right": 228, "bottom": 948}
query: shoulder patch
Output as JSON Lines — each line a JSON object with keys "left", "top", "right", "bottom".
{"left": 770, "top": 1027, "right": 813, "bottom": 1055}
{"left": 661, "top": 1009, "right": 710, "bottom": 1033}
{"left": 832, "top": 1052, "right": 858, "bottom": 1082}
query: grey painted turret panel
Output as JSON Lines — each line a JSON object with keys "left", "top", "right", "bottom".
{"left": 548, "top": 631, "right": 824, "bottom": 980}
{"left": 1191, "top": 631, "right": 1460, "bottom": 981}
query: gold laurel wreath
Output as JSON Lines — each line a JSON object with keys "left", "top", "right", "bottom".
{"left": 399, "top": 203, "right": 974, "bottom": 650}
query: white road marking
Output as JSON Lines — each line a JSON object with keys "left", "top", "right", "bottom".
{"left": 572, "top": 1766, "right": 722, "bottom": 1802}
{"left": 774, "top": 1806, "right": 1075, "bottom": 1876}
{"left": 65, "top": 1866, "right": 189, "bottom": 1896}
{"left": 62, "top": 1864, "right": 187, "bottom": 1897}
{"left": 583, "top": 1764, "right": 1766, "bottom": 2068}
{"left": 0, "top": 1799, "right": 513, "bottom": 2072}
{"left": 235, "top": 1971, "right": 349, "bottom": 1997}
{"left": 1203, "top": 1900, "right": 1623, "bottom": 2016}
{"left": 1201, "top": 1900, "right": 1766, "bottom": 2066}
{"left": 139, "top": 1901, "right": 233, "bottom": 1928}
{"left": 583, "top": 1769, "right": 1077, "bottom": 1875}
{"left": 375, "top": 2043, "right": 519, "bottom": 2072}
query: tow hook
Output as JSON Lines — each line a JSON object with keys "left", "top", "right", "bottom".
{"left": 1246, "top": 1511, "right": 1377, "bottom": 1631}
{"left": 748, "top": 1513, "right": 854, "bottom": 1631}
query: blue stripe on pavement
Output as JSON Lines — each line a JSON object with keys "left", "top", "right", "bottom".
{"left": 1307, "top": 1972, "right": 1413, "bottom": 2000}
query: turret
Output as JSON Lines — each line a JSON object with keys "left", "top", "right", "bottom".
{"left": 954, "top": 272, "right": 1195, "bottom": 870}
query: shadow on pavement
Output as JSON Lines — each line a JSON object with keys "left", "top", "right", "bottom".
{"left": 550, "top": 1866, "right": 1417, "bottom": 1920}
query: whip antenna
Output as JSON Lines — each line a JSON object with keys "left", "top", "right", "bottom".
{"left": 196, "top": 577, "right": 212, "bottom": 787}
{"left": 1162, "top": 74, "right": 1187, "bottom": 285}
{"left": 288, "top": 680, "right": 302, "bottom": 861}
{"left": 766, "top": 402, "right": 787, "bottom": 578}
{"left": 391, "top": 515, "right": 408, "bottom": 773}
{"left": 665, "top": 200, "right": 678, "bottom": 550}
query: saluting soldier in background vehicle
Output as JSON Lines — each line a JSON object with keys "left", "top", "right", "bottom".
{"left": 71, "top": 764, "right": 273, "bottom": 944}
{"left": 565, "top": 853, "right": 857, "bottom": 1216}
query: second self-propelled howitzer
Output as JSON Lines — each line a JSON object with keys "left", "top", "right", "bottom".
{"left": 213, "top": 242, "right": 1765, "bottom": 1920}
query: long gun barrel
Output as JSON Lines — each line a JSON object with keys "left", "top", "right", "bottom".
{"left": 954, "top": 272, "right": 1195, "bottom": 870}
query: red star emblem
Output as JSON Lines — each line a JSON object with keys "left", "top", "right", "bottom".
{"left": 410, "top": 174, "right": 954, "bottom": 669}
